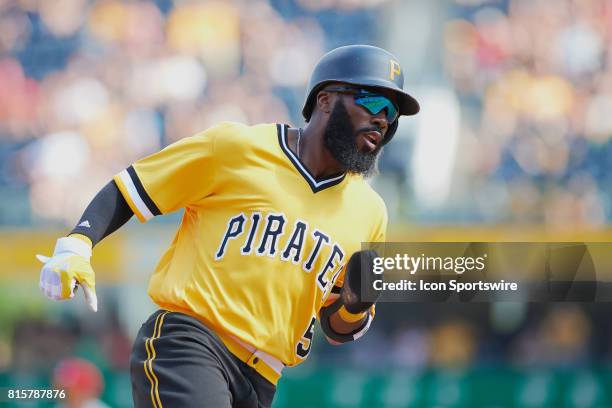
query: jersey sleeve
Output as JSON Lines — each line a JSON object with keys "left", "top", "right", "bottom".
{"left": 113, "top": 124, "right": 224, "bottom": 222}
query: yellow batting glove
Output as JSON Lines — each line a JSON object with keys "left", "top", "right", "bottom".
{"left": 36, "top": 236, "right": 98, "bottom": 312}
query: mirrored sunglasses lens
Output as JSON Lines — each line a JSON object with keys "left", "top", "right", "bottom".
{"left": 355, "top": 96, "right": 398, "bottom": 122}
{"left": 387, "top": 104, "right": 398, "bottom": 122}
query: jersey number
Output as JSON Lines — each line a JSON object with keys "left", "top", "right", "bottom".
{"left": 296, "top": 317, "right": 316, "bottom": 359}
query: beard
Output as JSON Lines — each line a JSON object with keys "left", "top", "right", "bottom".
{"left": 323, "top": 99, "right": 383, "bottom": 177}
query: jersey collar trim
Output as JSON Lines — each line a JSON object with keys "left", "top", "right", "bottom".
{"left": 277, "top": 124, "right": 346, "bottom": 193}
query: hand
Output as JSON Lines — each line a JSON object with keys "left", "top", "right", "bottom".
{"left": 341, "top": 250, "right": 380, "bottom": 314}
{"left": 37, "top": 236, "right": 98, "bottom": 312}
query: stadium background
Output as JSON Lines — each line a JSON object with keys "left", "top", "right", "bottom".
{"left": 1, "top": 0, "right": 612, "bottom": 406}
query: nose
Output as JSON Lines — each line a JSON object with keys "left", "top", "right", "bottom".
{"left": 370, "top": 113, "right": 388, "bottom": 135}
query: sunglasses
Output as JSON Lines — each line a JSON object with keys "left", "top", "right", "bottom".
{"left": 325, "top": 86, "right": 399, "bottom": 123}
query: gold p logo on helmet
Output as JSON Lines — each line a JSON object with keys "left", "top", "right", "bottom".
{"left": 389, "top": 59, "right": 401, "bottom": 81}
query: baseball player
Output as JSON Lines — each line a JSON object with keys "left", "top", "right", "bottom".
{"left": 37, "top": 45, "right": 419, "bottom": 407}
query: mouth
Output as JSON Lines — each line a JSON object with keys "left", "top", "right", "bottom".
{"left": 360, "top": 130, "right": 382, "bottom": 152}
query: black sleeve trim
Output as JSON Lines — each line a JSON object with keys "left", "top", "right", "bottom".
{"left": 127, "top": 165, "right": 161, "bottom": 216}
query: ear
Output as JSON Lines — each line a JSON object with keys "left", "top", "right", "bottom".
{"left": 316, "top": 90, "right": 334, "bottom": 115}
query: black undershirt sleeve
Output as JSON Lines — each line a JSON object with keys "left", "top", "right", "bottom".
{"left": 70, "top": 180, "right": 134, "bottom": 246}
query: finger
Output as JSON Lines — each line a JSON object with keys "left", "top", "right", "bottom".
{"left": 42, "top": 283, "right": 61, "bottom": 300}
{"left": 56, "top": 268, "right": 76, "bottom": 299}
{"left": 36, "top": 254, "right": 50, "bottom": 263}
{"left": 81, "top": 284, "right": 98, "bottom": 312}
{"left": 40, "top": 267, "right": 63, "bottom": 300}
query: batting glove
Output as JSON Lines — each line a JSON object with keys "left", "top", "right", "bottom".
{"left": 341, "top": 249, "right": 380, "bottom": 314}
{"left": 36, "top": 236, "right": 98, "bottom": 312}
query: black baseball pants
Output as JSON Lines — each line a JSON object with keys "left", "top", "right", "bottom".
{"left": 130, "top": 310, "right": 276, "bottom": 408}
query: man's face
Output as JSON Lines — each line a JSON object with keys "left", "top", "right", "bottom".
{"left": 323, "top": 90, "right": 393, "bottom": 177}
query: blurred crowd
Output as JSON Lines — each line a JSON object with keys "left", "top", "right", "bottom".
{"left": 0, "top": 0, "right": 610, "bottom": 226}
{"left": 0, "top": 0, "right": 383, "bottom": 225}
{"left": 444, "top": 0, "right": 612, "bottom": 225}
{"left": 0, "top": 304, "right": 131, "bottom": 407}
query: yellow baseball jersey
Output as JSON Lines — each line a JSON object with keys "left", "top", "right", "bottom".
{"left": 114, "top": 122, "right": 387, "bottom": 368}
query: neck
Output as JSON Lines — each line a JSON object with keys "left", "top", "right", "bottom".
{"left": 297, "top": 124, "right": 345, "bottom": 178}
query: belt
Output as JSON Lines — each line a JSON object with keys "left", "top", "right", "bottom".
{"left": 216, "top": 332, "right": 285, "bottom": 385}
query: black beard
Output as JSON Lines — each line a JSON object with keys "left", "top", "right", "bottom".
{"left": 323, "top": 100, "right": 383, "bottom": 177}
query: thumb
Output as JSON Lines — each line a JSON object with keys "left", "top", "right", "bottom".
{"left": 36, "top": 254, "right": 50, "bottom": 263}
{"left": 80, "top": 283, "right": 98, "bottom": 312}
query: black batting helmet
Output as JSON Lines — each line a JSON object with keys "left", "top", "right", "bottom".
{"left": 302, "top": 44, "right": 419, "bottom": 144}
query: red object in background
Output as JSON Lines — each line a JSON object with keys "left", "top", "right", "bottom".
{"left": 476, "top": 33, "right": 508, "bottom": 69}
{"left": 0, "top": 58, "right": 40, "bottom": 132}
{"left": 53, "top": 358, "right": 104, "bottom": 397}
